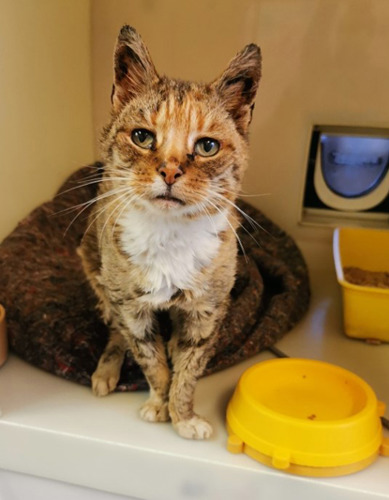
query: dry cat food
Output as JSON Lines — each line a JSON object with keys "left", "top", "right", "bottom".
{"left": 343, "top": 266, "right": 389, "bottom": 289}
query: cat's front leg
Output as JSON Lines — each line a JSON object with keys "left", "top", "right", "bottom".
{"left": 168, "top": 307, "right": 224, "bottom": 439}
{"left": 117, "top": 304, "right": 171, "bottom": 423}
{"left": 128, "top": 332, "right": 171, "bottom": 422}
{"left": 92, "top": 327, "right": 126, "bottom": 396}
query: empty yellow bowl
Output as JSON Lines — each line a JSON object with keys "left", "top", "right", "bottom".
{"left": 227, "top": 358, "right": 388, "bottom": 477}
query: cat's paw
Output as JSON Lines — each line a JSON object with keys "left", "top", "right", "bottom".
{"left": 91, "top": 370, "right": 119, "bottom": 397}
{"left": 140, "top": 400, "right": 170, "bottom": 422}
{"left": 174, "top": 416, "right": 213, "bottom": 440}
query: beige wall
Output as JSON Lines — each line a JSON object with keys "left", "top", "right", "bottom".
{"left": 0, "top": 0, "right": 94, "bottom": 240}
{"left": 3, "top": 1, "right": 386, "bottom": 241}
{"left": 91, "top": 0, "right": 389, "bottom": 240}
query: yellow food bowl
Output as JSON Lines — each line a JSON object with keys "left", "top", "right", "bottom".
{"left": 226, "top": 359, "right": 389, "bottom": 477}
{"left": 333, "top": 227, "right": 389, "bottom": 342}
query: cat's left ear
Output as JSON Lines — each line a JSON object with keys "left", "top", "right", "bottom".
{"left": 213, "top": 44, "right": 261, "bottom": 135}
{"left": 112, "top": 25, "right": 159, "bottom": 113}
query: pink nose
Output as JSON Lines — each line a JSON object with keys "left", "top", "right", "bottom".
{"left": 158, "top": 164, "right": 183, "bottom": 186}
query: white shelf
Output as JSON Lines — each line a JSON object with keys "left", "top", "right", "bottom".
{"left": 0, "top": 240, "right": 388, "bottom": 500}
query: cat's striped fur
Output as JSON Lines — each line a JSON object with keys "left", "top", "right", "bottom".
{"left": 78, "top": 25, "right": 261, "bottom": 439}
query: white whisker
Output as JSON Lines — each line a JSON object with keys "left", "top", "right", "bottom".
{"left": 61, "top": 186, "right": 130, "bottom": 235}
{"left": 225, "top": 189, "right": 271, "bottom": 199}
{"left": 208, "top": 194, "right": 262, "bottom": 250}
{"left": 83, "top": 190, "right": 131, "bottom": 238}
{"left": 209, "top": 178, "right": 271, "bottom": 200}
{"left": 56, "top": 185, "right": 129, "bottom": 217}
{"left": 56, "top": 176, "right": 131, "bottom": 197}
{"left": 98, "top": 195, "right": 129, "bottom": 247}
{"left": 110, "top": 191, "right": 145, "bottom": 242}
{"left": 98, "top": 190, "right": 142, "bottom": 247}
{"left": 204, "top": 198, "right": 248, "bottom": 261}
{"left": 197, "top": 200, "right": 219, "bottom": 236}
{"left": 211, "top": 191, "right": 270, "bottom": 236}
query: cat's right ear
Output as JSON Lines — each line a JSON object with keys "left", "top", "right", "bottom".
{"left": 213, "top": 44, "right": 262, "bottom": 136}
{"left": 111, "top": 26, "right": 159, "bottom": 113}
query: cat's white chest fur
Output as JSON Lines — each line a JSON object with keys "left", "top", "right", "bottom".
{"left": 119, "top": 206, "right": 229, "bottom": 304}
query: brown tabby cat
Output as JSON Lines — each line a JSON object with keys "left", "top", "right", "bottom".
{"left": 78, "top": 25, "right": 261, "bottom": 439}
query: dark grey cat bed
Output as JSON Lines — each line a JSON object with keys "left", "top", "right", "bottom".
{"left": 0, "top": 165, "right": 310, "bottom": 390}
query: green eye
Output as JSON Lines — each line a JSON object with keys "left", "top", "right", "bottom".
{"left": 131, "top": 129, "right": 155, "bottom": 149}
{"left": 194, "top": 138, "right": 220, "bottom": 157}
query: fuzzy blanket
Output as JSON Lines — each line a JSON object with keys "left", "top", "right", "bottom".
{"left": 0, "top": 165, "right": 310, "bottom": 390}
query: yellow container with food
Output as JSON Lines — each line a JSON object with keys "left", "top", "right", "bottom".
{"left": 333, "top": 227, "right": 389, "bottom": 342}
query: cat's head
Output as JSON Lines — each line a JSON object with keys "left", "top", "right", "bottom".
{"left": 101, "top": 25, "right": 261, "bottom": 217}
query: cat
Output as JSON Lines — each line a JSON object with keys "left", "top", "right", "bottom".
{"left": 78, "top": 25, "right": 261, "bottom": 439}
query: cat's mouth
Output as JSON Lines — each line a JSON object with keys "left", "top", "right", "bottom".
{"left": 154, "top": 194, "right": 186, "bottom": 206}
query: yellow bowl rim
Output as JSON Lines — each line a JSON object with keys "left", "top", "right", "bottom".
{"left": 333, "top": 227, "right": 389, "bottom": 296}
{"left": 237, "top": 358, "right": 378, "bottom": 427}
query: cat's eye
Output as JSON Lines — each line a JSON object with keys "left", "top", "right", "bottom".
{"left": 131, "top": 129, "right": 155, "bottom": 149}
{"left": 194, "top": 138, "right": 220, "bottom": 157}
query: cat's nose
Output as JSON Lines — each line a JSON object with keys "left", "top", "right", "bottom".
{"left": 158, "top": 164, "right": 183, "bottom": 186}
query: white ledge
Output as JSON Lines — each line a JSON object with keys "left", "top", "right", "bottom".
{"left": 0, "top": 240, "right": 388, "bottom": 500}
